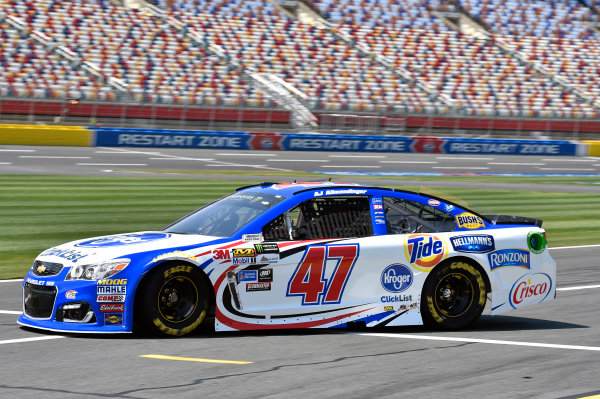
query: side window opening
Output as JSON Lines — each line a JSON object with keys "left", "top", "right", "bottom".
{"left": 262, "top": 196, "right": 373, "bottom": 241}
{"left": 383, "top": 197, "right": 455, "bottom": 234}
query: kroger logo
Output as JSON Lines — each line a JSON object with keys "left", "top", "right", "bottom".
{"left": 381, "top": 264, "right": 413, "bottom": 293}
{"left": 509, "top": 273, "right": 552, "bottom": 309}
{"left": 76, "top": 233, "right": 170, "bottom": 248}
{"left": 488, "top": 249, "right": 530, "bottom": 271}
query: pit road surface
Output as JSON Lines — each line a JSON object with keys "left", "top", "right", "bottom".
{"left": 1, "top": 145, "right": 599, "bottom": 398}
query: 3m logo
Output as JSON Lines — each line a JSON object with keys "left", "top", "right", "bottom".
{"left": 213, "top": 249, "right": 230, "bottom": 260}
{"left": 232, "top": 248, "right": 256, "bottom": 258}
{"left": 404, "top": 234, "right": 447, "bottom": 272}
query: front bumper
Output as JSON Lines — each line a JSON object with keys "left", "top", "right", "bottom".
{"left": 18, "top": 271, "right": 132, "bottom": 333}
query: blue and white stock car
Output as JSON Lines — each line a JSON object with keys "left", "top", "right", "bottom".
{"left": 19, "top": 182, "right": 556, "bottom": 336}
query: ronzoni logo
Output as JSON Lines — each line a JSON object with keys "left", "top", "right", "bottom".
{"left": 450, "top": 235, "right": 495, "bottom": 253}
{"left": 488, "top": 249, "right": 530, "bottom": 271}
{"left": 455, "top": 213, "right": 485, "bottom": 229}
{"left": 509, "top": 273, "right": 552, "bottom": 309}
{"left": 381, "top": 264, "right": 413, "bottom": 293}
{"left": 405, "top": 234, "right": 447, "bottom": 272}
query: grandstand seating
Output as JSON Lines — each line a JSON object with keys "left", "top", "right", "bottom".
{"left": 1, "top": 0, "right": 600, "bottom": 121}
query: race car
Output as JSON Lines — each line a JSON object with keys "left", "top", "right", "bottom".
{"left": 19, "top": 181, "right": 556, "bottom": 336}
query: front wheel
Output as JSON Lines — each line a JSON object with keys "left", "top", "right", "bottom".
{"left": 137, "top": 263, "right": 210, "bottom": 336}
{"left": 421, "top": 261, "right": 487, "bottom": 330}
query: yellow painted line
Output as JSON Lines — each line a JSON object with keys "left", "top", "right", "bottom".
{"left": 577, "top": 395, "right": 600, "bottom": 399}
{"left": 140, "top": 354, "right": 253, "bottom": 364}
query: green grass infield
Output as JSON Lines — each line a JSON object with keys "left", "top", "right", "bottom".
{"left": 1, "top": 174, "right": 597, "bottom": 279}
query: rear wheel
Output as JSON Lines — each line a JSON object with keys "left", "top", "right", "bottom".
{"left": 421, "top": 261, "right": 486, "bottom": 329}
{"left": 138, "top": 263, "right": 210, "bottom": 336}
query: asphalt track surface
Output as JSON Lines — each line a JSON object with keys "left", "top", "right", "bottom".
{"left": 1, "top": 145, "right": 600, "bottom": 398}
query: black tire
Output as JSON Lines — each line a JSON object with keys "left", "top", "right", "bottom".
{"left": 421, "top": 260, "right": 487, "bottom": 330}
{"left": 137, "top": 263, "right": 210, "bottom": 336}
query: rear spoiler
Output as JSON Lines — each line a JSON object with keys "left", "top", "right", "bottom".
{"left": 484, "top": 215, "right": 543, "bottom": 228}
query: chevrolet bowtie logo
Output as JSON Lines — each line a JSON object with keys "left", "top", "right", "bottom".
{"left": 36, "top": 265, "right": 47, "bottom": 274}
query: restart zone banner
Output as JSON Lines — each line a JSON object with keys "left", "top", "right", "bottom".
{"left": 92, "top": 128, "right": 579, "bottom": 156}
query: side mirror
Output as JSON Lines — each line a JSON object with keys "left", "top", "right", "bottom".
{"left": 291, "top": 226, "right": 309, "bottom": 240}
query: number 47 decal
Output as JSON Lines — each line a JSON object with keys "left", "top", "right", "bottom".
{"left": 287, "top": 244, "right": 359, "bottom": 305}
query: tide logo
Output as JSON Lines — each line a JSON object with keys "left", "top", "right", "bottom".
{"left": 404, "top": 234, "right": 447, "bottom": 272}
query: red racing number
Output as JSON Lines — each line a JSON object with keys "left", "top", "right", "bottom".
{"left": 287, "top": 244, "right": 359, "bottom": 305}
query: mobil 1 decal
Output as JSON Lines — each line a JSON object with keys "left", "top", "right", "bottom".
{"left": 287, "top": 244, "right": 359, "bottom": 305}
{"left": 450, "top": 234, "right": 495, "bottom": 253}
{"left": 404, "top": 234, "right": 448, "bottom": 272}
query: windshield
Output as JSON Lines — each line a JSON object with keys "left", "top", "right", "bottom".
{"left": 165, "top": 191, "right": 286, "bottom": 237}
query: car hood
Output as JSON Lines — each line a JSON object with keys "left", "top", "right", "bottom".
{"left": 35, "top": 231, "right": 223, "bottom": 266}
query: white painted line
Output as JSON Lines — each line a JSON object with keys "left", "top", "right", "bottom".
{"left": 320, "top": 165, "right": 382, "bottom": 168}
{"left": 19, "top": 156, "right": 91, "bottom": 159}
{"left": 538, "top": 168, "right": 596, "bottom": 171}
{"left": 557, "top": 285, "right": 600, "bottom": 292}
{"left": 436, "top": 157, "right": 494, "bottom": 160}
{"left": 0, "top": 278, "right": 23, "bottom": 283}
{"left": 0, "top": 149, "right": 35, "bottom": 152}
{"left": 147, "top": 158, "right": 214, "bottom": 161}
{"left": 0, "top": 336, "right": 65, "bottom": 346}
{"left": 0, "top": 162, "right": 12, "bottom": 165}
{"left": 550, "top": 244, "right": 600, "bottom": 250}
{"left": 328, "top": 155, "right": 386, "bottom": 159}
{"left": 95, "top": 150, "right": 144, "bottom": 154}
{"left": 488, "top": 162, "right": 545, "bottom": 166}
{"left": 433, "top": 166, "right": 490, "bottom": 170}
{"left": 216, "top": 153, "right": 278, "bottom": 156}
{"left": 359, "top": 332, "right": 600, "bottom": 352}
{"left": 380, "top": 161, "right": 437, "bottom": 164}
{"left": 76, "top": 163, "right": 148, "bottom": 166}
{"left": 266, "top": 159, "right": 328, "bottom": 162}
{"left": 0, "top": 310, "right": 22, "bottom": 315}
{"left": 542, "top": 158, "right": 597, "bottom": 162}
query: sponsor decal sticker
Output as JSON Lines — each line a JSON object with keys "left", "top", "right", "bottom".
{"left": 509, "top": 273, "right": 552, "bottom": 309}
{"left": 381, "top": 264, "right": 413, "bottom": 293}
{"left": 258, "top": 254, "right": 279, "bottom": 264}
{"left": 213, "top": 249, "right": 231, "bottom": 260}
{"left": 405, "top": 234, "right": 447, "bottom": 272}
{"left": 488, "top": 249, "right": 530, "bottom": 271}
{"left": 450, "top": 235, "right": 495, "bottom": 253}
{"left": 104, "top": 313, "right": 123, "bottom": 325}
{"left": 527, "top": 231, "right": 547, "bottom": 254}
{"left": 246, "top": 282, "right": 271, "bottom": 292}
{"left": 65, "top": 290, "right": 77, "bottom": 300}
{"left": 39, "top": 248, "right": 91, "bottom": 263}
{"left": 99, "top": 303, "right": 125, "bottom": 312}
{"left": 152, "top": 251, "right": 197, "bottom": 263}
{"left": 314, "top": 189, "right": 368, "bottom": 197}
{"left": 97, "top": 279, "right": 127, "bottom": 285}
{"left": 445, "top": 204, "right": 454, "bottom": 212}
{"left": 373, "top": 204, "right": 383, "bottom": 210}
{"left": 456, "top": 213, "right": 486, "bottom": 229}
{"left": 384, "top": 306, "right": 394, "bottom": 312}
{"left": 76, "top": 233, "right": 170, "bottom": 248}
{"left": 232, "top": 248, "right": 256, "bottom": 257}
{"left": 258, "top": 268, "right": 273, "bottom": 282}
{"left": 254, "top": 243, "right": 279, "bottom": 254}
{"left": 26, "top": 278, "right": 54, "bottom": 286}
{"left": 97, "top": 285, "right": 126, "bottom": 295}
{"left": 375, "top": 219, "right": 385, "bottom": 225}
{"left": 242, "top": 233, "right": 264, "bottom": 242}
{"left": 237, "top": 270, "right": 258, "bottom": 282}
{"left": 232, "top": 257, "right": 257, "bottom": 265}
{"left": 381, "top": 294, "right": 413, "bottom": 303}
{"left": 97, "top": 295, "right": 126, "bottom": 302}
{"left": 428, "top": 199, "right": 440, "bottom": 207}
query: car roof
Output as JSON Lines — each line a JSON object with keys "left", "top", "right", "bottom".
{"left": 236, "top": 181, "right": 394, "bottom": 197}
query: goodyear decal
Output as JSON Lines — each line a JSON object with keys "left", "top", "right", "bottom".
{"left": 404, "top": 234, "right": 447, "bottom": 272}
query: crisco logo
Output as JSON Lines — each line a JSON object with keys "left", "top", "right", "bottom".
{"left": 381, "top": 264, "right": 413, "bottom": 293}
{"left": 404, "top": 234, "right": 447, "bottom": 272}
{"left": 509, "top": 273, "right": 552, "bottom": 309}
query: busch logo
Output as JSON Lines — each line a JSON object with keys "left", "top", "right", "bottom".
{"left": 405, "top": 235, "right": 447, "bottom": 271}
{"left": 381, "top": 264, "right": 413, "bottom": 293}
{"left": 509, "top": 273, "right": 552, "bottom": 309}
